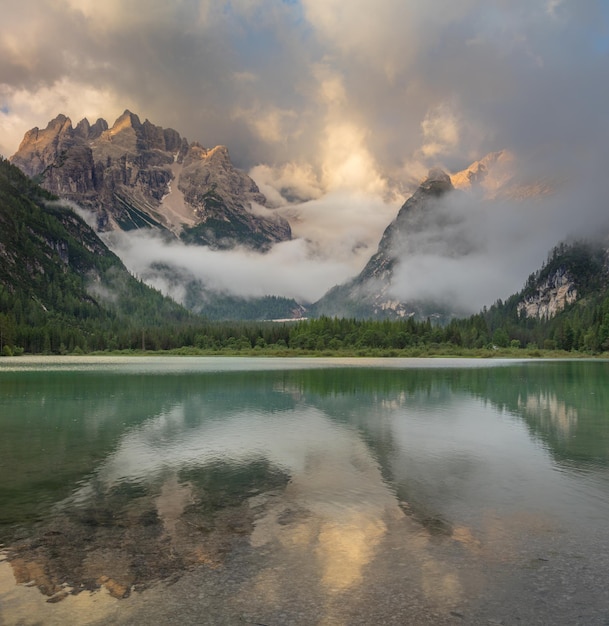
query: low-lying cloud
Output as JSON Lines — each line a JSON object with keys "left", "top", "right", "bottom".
{"left": 104, "top": 229, "right": 360, "bottom": 304}
{"left": 388, "top": 170, "right": 609, "bottom": 313}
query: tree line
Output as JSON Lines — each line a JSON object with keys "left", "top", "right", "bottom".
{"left": 3, "top": 298, "right": 609, "bottom": 356}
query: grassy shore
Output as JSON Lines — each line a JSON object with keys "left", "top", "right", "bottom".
{"left": 81, "top": 345, "right": 607, "bottom": 359}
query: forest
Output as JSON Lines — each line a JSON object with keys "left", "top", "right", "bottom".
{"left": 3, "top": 299, "right": 609, "bottom": 357}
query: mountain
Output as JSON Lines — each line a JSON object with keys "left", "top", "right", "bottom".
{"left": 10, "top": 111, "right": 291, "bottom": 251}
{"left": 519, "top": 240, "right": 609, "bottom": 316}
{"left": 311, "top": 150, "right": 565, "bottom": 322}
{"left": 0, "top": 157, "right": 193, "bottom": 354}
{"left": 474, "top": 238, "right": 609, "bottom": 352}
{"left": 451, "top": 151, "right": 513, "bottom": 197}
{"left": 312, "top": 169, "right": 467, "bottom": 320}
{"left": 136, "top": 261, "right": 307, "bottom": 321}
{"left": 508, "top": 238, "right": 609, "bottom": 322}
{"left": 451, "top": 150, "right": 557, "bottom": 200}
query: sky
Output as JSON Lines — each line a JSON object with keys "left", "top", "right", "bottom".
{"left": 1, "top": 0, "right": 609, "bottom": 309}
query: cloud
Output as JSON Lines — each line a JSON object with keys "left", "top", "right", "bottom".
{"left": 104, "top": 230, "right": 358, "bottom": 304}
{"left": 58, "top": 0, "right": 180, "bottom": 32}
{"left": 419, "top": 102, "right": 461, "bottom": 161}
{"left": 232, "top": 103, "right": 300, "bottom": 145}
{"left": 388, "top": 178, "right": 609, "bottom": 314}
{"left": 249, "top": 162, "right": 324, "bottom": 205}
{"left": 2, "top": 0, "right": 607, "bottom": 177}
{"left": 46, "top": 198, "right": 98, "bottom": 229}
{"left": 275, "top": 190, "right": 400, "bottom": 269}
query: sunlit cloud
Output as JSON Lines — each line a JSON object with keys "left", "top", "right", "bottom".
{"left": 249, "top": 162, "right": 324, "bottom": 205}
{"left": 419, "top": 102, "right": 461, "bottom": 160}
{"left": 277, "top": 189, "right": 400, "bottom": 266}
{"left": 232, "top": 103, "right": 300, "bottom": 144}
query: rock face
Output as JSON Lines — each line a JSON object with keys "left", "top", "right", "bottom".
{"left": 451, "top": 150, "right": 556, "bottom": 200}
{"left": 451, "top": 151, "right": 511, "bottom": 197}
{"left": 313, "top": 169, "right": 465, "bottom": 320}
{"left": 517, "top": 267, "right": 578, "bottom": 319}
{"left": 515, "top": 241, "right": 609, "bottom": 320}
{"left": 0, "top": 157, "right": 191, "bottom": 337}
{"left": 10, "top": 111, "right": 291, "bottom": 250}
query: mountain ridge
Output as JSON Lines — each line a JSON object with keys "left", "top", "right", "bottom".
{"left": 0, "top": 156, "right": 195, "bottom": 353}
{"left": 10, "top": 111, "right": 291, "bottom": 251}
{"left": 312, "top": 168, "right": 467, "bottom": 320}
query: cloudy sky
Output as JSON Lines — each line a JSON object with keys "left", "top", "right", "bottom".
{"left": 1, "top": 0, "right": 609, "bottom": 309}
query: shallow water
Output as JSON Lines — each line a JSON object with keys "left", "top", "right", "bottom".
{"left": 1, "top": 357, "right": 609, "bottom": 625}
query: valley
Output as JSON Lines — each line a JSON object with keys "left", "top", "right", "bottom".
{"left": 1, "top": 111, "right": 608, "bottom": 356}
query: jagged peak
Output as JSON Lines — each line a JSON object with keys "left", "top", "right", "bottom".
{"left": 90, "top": 118, "right": 109, "bottom": 137}
{"left": 74, "top": 117, "right": 109, "bottom": 140}
{"left": 451, "top": 150, "right": 516, "bottom": 196}
{"left": 10, "top": 114, "right": 74, "bottom": 157}
{"left": 45, "top": 114, "right": 73, "bottom": 132}
{"left": 48, "top": 113, "right": 69, "bottom": 124}
{"left": 120, "top": 108, "right": 138, "bottom": 119}
{"left": 186, "top": 143, "right": 231, "bottom": 162}
{"left": 74, "top": 117, "right": 90, "bottom": 138}
{"left": 110, "top": 110, "right": 142, "bottom": 134}
{"left": 425, "top": 168, "right": 451, "bottom": 184}
{"left": 419, "top": 168, "right": 453, "bottom": 195}
{"left": 8, "top": 108, "right": 289, "bottom": 250}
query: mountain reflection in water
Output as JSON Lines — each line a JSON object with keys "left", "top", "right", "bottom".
{"left": 1, "top": 357, "right": 609, "bottom": 625}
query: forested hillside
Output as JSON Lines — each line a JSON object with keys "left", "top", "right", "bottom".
{"left": 0, "top": 158, "right": 192, "bottom": 354}
{"left": 474, "top": 240, "right": 609, "bottom": 352}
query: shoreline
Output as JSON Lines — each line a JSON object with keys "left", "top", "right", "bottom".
{"left": 1, "top": 347, "right": 606, "bottom": 361}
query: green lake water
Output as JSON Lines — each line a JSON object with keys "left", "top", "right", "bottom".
{"left": 1, "top": 356, "right": 609, "bottom": 625}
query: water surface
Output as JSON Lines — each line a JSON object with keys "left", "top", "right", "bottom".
{"left": 1, "top": 357, "right": 609, "bottom": 625}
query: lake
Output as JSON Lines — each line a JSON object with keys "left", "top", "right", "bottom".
{"left": 1, "top": 356, "right": 609, "bottom": 625}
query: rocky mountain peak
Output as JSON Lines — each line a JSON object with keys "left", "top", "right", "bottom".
{"left": 74, "top": 117, "right": 109, "bottom": 141}
{"left": 183, "top": 144, "right": 232, "bottom": 170}
{"left": 451, "top": 150, "right": 556, "bottom": 200}
{"left": 98, "top": 111, "right": 142, "bottom": 154}
{"left": 48, "top": 113, "right": 72, "bottom": 130}
{"left": 312, "top": 165, "right": 462, "bottom": 319}
{"left": 111, "top": 109, "right": 141, "bottom": 132}
{"left": 179, "top": 141, "right": 270, "bottom": 225}
{"left": 206, "top": 145, "right": 230, "bottom": 161}
{"left": 74, "top": 118, "right": 90, "bottom": 138}
{"left": 11, "top": 114, "right": 76, "bottom": 178}
{"left": 424, "top": 167, "right": 452, "bottom": 184}
{"left": 21, "top": 113, "right": 73, "bottom": 144}
{"left": 90, "top": 118, "right": 109, "bottom": 138}
{"left": 10, "top": 111, "right": 291, "bottom": 250}
{"left": 419, "top": 168, "right": 453, "bottom": 196}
